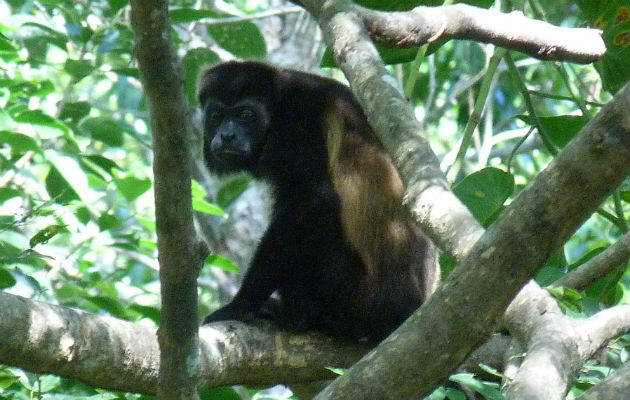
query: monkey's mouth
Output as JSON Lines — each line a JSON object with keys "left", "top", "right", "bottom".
{"left": 213, "top": 148, "right": 248, "bottom": 164}
{"left": 217, "top": 149, "right": 241, "bottom": 156}
{"left": 216, "top": 148, "right": 244, "bottom": 156}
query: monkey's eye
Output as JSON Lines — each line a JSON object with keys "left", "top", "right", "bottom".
{"left": 206, "top": 109, "right": 222, "bottom": 125}
{"left": 237, "top": 109, "right": 256, "bottom": 122}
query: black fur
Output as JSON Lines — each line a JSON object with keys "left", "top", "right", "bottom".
{"left": 200, "top": 61, "right": 437, "bottom": 342}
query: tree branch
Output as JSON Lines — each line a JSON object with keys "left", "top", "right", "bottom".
{"left": 129, "top": 0, "right": 208, "bottom": 398}
{"left": 552, "top": 232, "right": 630, "bottom": 291}
{"left": 503, "top": 282, "right": 630, "bottom": 399}
{"left": 358, "top": 4, "right": 605, "bottom": 64}
{"left": 0, "top": 291, "right": 367, "bottom": 395}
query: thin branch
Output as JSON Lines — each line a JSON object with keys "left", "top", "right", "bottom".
{"left": 446, "top": 47, "right": 505, "bottom": 181}
{"left": 552, "top": 232, "right": 630, "bottom": 291}
{"left": 505, "top": 52, "right": 558, "bottom": 155}
{"left": 579, "top": 305, "right": 630, "bottom": 358}
{"left": 358, "top": 4, "right": 605, "bottom": 64}
{"left": 203, "top": 7, "right": 303, "bottom": 25}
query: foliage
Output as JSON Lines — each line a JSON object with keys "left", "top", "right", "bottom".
{"left": 0, "top": 0, "right": 628, "bottom": 398}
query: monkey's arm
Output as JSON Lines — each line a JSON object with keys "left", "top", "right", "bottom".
{"left": 203, "top": 221, "right": 285, "bottom": 324}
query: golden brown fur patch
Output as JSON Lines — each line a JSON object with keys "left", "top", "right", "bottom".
{"left": 326, "top": 100, "right": 417, "bottom": 283}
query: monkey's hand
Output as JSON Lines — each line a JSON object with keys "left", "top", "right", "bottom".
{"left": 202, "top": 303, "right": 256, "bottom": 325}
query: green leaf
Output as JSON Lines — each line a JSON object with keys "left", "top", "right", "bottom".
{"left": 128, "top": 304, "right": 161, "bottom": 324}
{"left": 0, "top": 188, "right": 21, "bottom": 205}
{"left": 444, "top": 387, "right": 467, "bottom": 400}
{"left": 112, "top": 67, "right": 140, "bottom": 78}
{"left": 191, "top": 179, "right": 208, "bottom": 198}
{"left": 325, "top": 367, "right": 346, "bottom": 376}
{"left": 45, "top": 165, "right": 80, "bottom": 204}
{"left": 207, "top": 20, "right": 266, "bottom": 59}
{"left": 75, "top": 206, "right": 91, "bottom": 224}
{"left": 58, "top": 101, "right": 91, "bottom": 122}
{"left": 44, "top": 149, "right": 90, "bottom": 205}
{"left": 87, "top": 296, "right": 127, "bottom": 319}
{"left": 547, "top": 286, "right": 583, "bottom": 302}
{"left": 21, "top": 22, "right": 68, "bottom": 50}
{"left": 80, "top": 116, "right": 125, "bottom": 146}
{"left": 0, "top": 36, "right": 19, "bottom": 62}
{"left": 0, "top": 215, "right": 14, "bottom": 230}
{"left": 107, "top": 0, "right": 128, "bottom": 15}
{"left": 478, "top": 363, "right": 504, "bottom": 379}
{"left": 193, "top": 198, "right": 226, "bottom": 216}
{"left": 547, "top": 286, "right": 584, "bottom": 315}
{"left": 183, "top": 48, "right": 220, "bottom": 105}
{"left": 217, "top": 176, "right": 250, "bottom": 208}
{"left": 29, "top": 225, "right": 65, "bottom": 247}
{"left": 453, "top": 167, "right": 514, "bottom": 225}
{"left": 114, "top": 174, "right": 152, "bottom": 202}
{"left": 191, "top": 179, "right": 225, "bottom": 216}
{"left": 535, "top": 265, "right": 566, "bottom": 286}
{"left": 2, "top": 79, "right": 56, "bottom": 99}
{"left": 13, "top": 110, "right": 69, "bottom": 135}
{"left": 0, "top": 131, "right": 40, "bottom": 153}
{"left": 0, "top": 370, "right": 19, "bottom": 389}
{"left": 0, "top": 229, "right": 30, "bottom": 253}
{"left": 449, "top": 373, "right": 502, "bottom": 400}
{"left": 0, "top": 267, "right": 16, "bottom": 290}
{"left": 540, "top": 115, "right": 586, "bottom": 148}
{"left": 518, "top": 114, "right": 586, "bottom": 148}
{"left": 55, "top": 283, "right": 87, "bottom": 299}
{"left": 136, "top": 216, "right": 156, "bottom": 232}
{"left": 64, "top": 59, "right": 95, "bottom": 82}
{"left": 205, "top": 254, "right": 239, "bottom": 273}
{"left": 81, "top": 154, "right": 121, "bottom": 176}
{"left": 139, "top": 239, "right": 157, "bottom": 250}
{"left": 199, "top": 387, "right": 242, "bottom": 400}
{"left": 20, "top": 375, "right": 60, "bottom": 392}
{"left": 170, "top": 8, "right": 221, "bottom": 24}
{"left": 575, "top": 1, "right": 630, "bottom": 92}
{"left": 97, "top": 213, "right": 124, "bottom": 231}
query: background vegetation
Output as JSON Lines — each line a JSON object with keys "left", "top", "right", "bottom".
{"left": 0, "top": 0, "right": 628, "bottom": 399}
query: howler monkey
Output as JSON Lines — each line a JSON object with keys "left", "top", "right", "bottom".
{"left": 200, "top": 61, "right": 437, "bottom": 342}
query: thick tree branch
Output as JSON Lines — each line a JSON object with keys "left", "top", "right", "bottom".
{"left": 0, "top": 291, "right": 367, "bottom": 395}
{"left": 503, "top": 282, "right": 630, "bottom": 399}
{"left": 130, "top": 1, "right": 208, "bottom": 398}
{"left": 358, "top": 4, "right": 605, "bottom": 64}
{"left": 2, "top": 291, "right": 520, "bottom": 393}
{"left": 552, "top": 232, "right": 630, "bottom": 291}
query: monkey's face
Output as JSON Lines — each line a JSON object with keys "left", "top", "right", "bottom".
{"left": 202, "top": 99, "right": 269, "bottom": 171}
